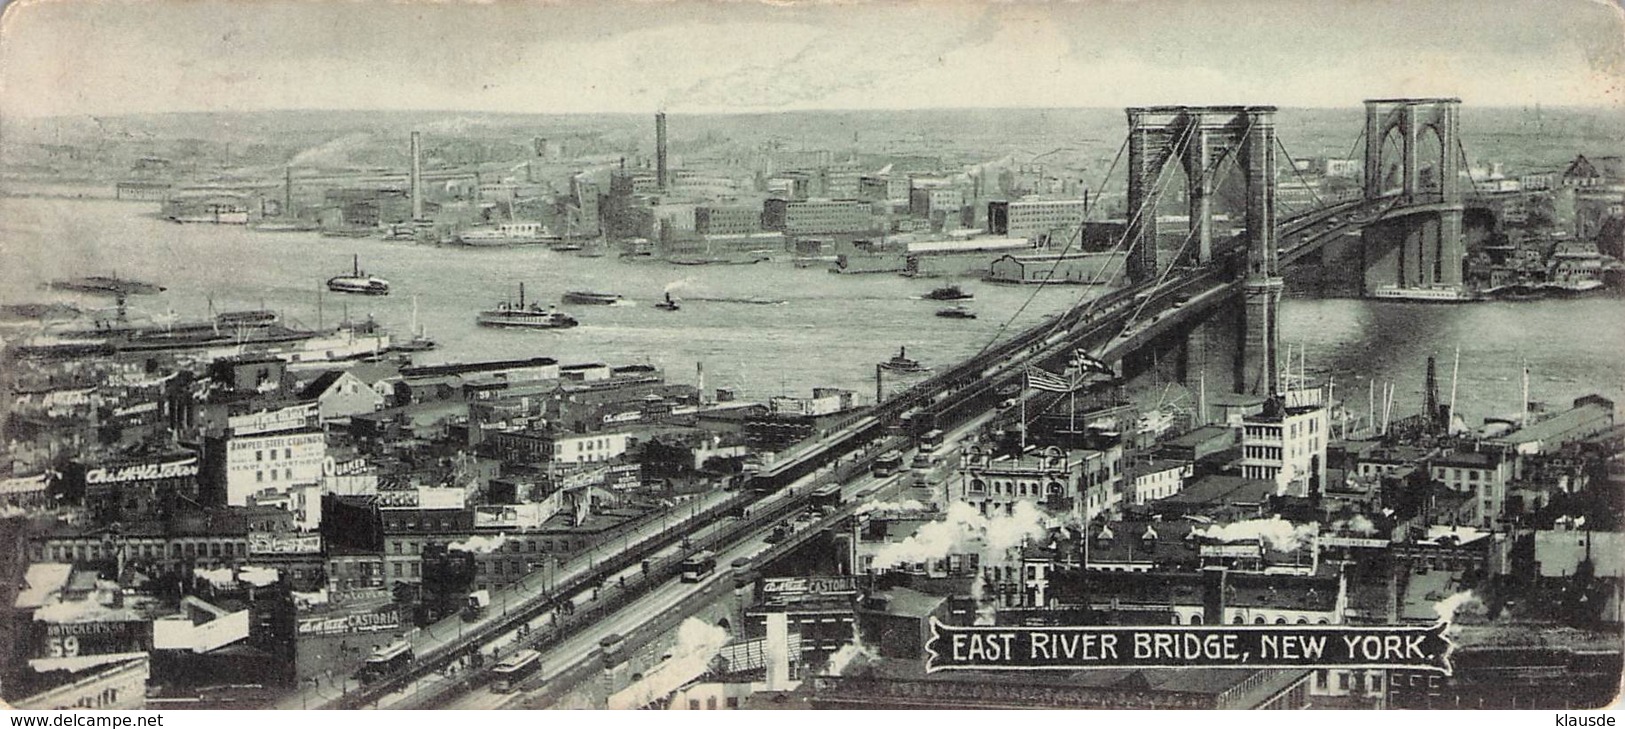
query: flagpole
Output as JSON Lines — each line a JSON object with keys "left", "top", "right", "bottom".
{"left": 1021, "top": 381, "right": 1028, "bottom": 452}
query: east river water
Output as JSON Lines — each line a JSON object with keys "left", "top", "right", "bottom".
{"left": 2, "top": 194, "right": 1621, "bottom": 426}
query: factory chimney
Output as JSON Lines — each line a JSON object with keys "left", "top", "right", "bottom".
{"left": 409, "top": 131, "right": 424, "bottom": 221}
{"left": 283, "top": 166, "right": 293, "bottom": 218}
{"left": 655, "top": 112, "right": 669, "bottom": 193}
{"left": 1425, "top": 354, "right": 1440, "bottom": 431}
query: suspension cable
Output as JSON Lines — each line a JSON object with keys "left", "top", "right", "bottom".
{"left": 1276, "top": 137, "right": 1329, "bottom": 210}
{"left": 1108, "top": 115, "right": 1257, "bottom": 345}
{"left": 974, "top": 134, "right": 1130, "bottom": 356}
{"left": 1052, "top": 119, "right": 1202, "bottom": 324}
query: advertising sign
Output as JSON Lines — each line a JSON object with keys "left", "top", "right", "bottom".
{"left": 35, "top": 621, "right": 144, "bottom": 659}
{"left": 1198, "top": 544, "right": 1263, "bottom": 559}
{"left": 85, "top": 456, "right": 199, "bottom": 485}
{"left": 247, "top": 532, "right": 322, "bottom": 555}
{"left": 762, "top": 575, "right": 857, "bottom": 597}
{"left": 229, "top": 403, "right": 318, "bottom": 436}
{"left": 295, "top": 607, "right": 401, "bottom": 636}
{"left": 1321, "top": 536, "right": 1389, "bottom": 549}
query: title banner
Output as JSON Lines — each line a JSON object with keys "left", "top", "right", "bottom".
{"left": 926, "top": 620, "right": 1453, "bottom": 674}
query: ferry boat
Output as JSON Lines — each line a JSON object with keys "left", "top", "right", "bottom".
{"left": 1367, "top": 285, "right": 1481, "bottom": 303}
{"left": 654, "top": 293, "right": 681, "bottom": 312}
{"left": 561, "top": 291, "right": 623, "bottom": 306}
{"left": 922, "top": 284, "right": 973, "bottom": 301}
{"left": 326, "top": 255, "right": 390, "bottom": 296}
{"left": 455, "top": 222, "right": 550, "bottom": 247}
{"left": 878, "top": 346, "right": 930, "bottom": 374}
{"left": 46, "top": 276, "right": 165, "bottom": 296}
{"left": 935, "top": 305, "right": 976, "bottom": 319}
{"left": 477, "top": 284, "right": 579, "bottom": 329}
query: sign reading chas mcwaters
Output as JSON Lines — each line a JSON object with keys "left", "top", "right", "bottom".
{"left": 925, "top": 620, "right": 1454, "bottom": 674}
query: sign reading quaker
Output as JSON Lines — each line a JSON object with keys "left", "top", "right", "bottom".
{"left": 925, "top": 621, "right": 1453, "bottom": 674}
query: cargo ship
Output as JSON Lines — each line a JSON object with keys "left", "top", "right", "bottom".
{"left": 477, "top": 284, "right": 579, "bottom": 329}
{"left": 326, "top": 255, "right": 390, "bottom": 296}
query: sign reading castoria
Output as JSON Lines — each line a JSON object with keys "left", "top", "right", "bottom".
{"left": 85, "top": 456, "right": 199, "bottom": 485}
{"left": 296, "top": 607, "right": 401, "bottom": 636}
{"left": 762, "top": 576, "right": 857, "bottom": 597}
{"left": 229, "top": 403, "right": 318, "bottom": 436}
{"left": 925, "top": 621, "right": 1454, "bottom": 674}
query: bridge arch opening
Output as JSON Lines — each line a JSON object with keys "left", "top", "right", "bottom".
{"left": 1376, "top": 126, "right": 1406, "bottom": 196}
{"left": 1415, "top": 125, "right": 1446, "bottom": 200}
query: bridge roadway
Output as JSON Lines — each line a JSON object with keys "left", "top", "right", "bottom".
{"left": 280, "top": 194, "right": 1407, "bottom": 710}
{"left": 434, "top": 410, "right": 997, "bottom": 710}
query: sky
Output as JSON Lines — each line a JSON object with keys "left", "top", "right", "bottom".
{"left": 1, "top": 0, "right": 1623, "bottom": 117}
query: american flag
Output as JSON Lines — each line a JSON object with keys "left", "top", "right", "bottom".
{"left": 1026, "top": 366, "right": 1075, "bottom": 393}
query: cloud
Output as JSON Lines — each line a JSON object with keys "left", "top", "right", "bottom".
{"left": 1, "top": 0, "right": 1621, "bottom": 116}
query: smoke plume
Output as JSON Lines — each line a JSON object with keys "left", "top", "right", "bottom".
{"left": 1192, "top": 516, "right": 1319, "bottom": 552}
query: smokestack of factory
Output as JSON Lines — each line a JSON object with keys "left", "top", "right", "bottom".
{"left": 656, "top": 112, "right": 669, "bottom": 193}
{"left": 410, "top": 131, "right": 423, "bottom": 221}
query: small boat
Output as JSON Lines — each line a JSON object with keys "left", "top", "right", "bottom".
{"left": 654, "top": 293, "right": 681, "bottom": 311}
{"left": 326, "top": 255, "right": 390, "bottom": 296}
{"left": 935, "top": 305, "right": 976, "bottom": 319}
{"left": 394, "top": 296, "right": 436, "bottom": 351}
{"left": 562, "top": 291, "right": 622, "bottom": 306}
{"left": 878, "top": 346, "right": 930, "bottom": 374}
{"left": 922, "top": 284, "right": 973, "bottom": 301}
{"left": 46, "top": 275, "right": 165, "bottom": 296}
{"left": 478, "top": 284, "right": 579, "bottom": 329}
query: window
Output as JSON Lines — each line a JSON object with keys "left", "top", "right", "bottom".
{"left": 269, "top": 449, "right": 278, "bottom": 461}
{"left": 284, "top": 448, "right": 292, "bottom": 459}
{"left": 256, "top": 451, "right": 264, "bottom": 462}
{"left": 256, "top": 471, "right": 264, "bottom": 483}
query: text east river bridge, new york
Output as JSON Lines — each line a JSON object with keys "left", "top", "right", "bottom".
{"left": 926, "top": 621, "right": 1454, "bottom": 673}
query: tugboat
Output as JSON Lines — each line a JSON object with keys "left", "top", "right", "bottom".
{"left": 878, "top": 346, "right": 930, "bottom": 373}
{"left": 477, "top": 284, "right": 579, "bottom": 329}
{"left": 922, "top": 284, "right": 973, "bottom": 301}
{"left": 935, "top": 305, "right": 976, "bottom": 319}
{"left": 326, "top": 255, "right": 390, "bottom": 296}
{"left": 654, "top": 292, "right": 681, "bottom": 311}
{"left": 561, "top": 290, "right": 623, "bottom": 305}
